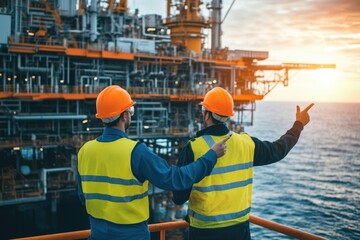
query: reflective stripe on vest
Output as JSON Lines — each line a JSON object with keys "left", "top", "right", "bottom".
{"left": 188, "top": 207, "right": 251, "bottom": 222}
{"left": 78, "top": 138, "right": 149, "bottom": 224}
{"left": 188, "top": 132, "right": 255, "bottom": 228}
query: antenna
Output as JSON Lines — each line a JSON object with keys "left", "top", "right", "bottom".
{"left": 221, "top": 0, "right": 237, "bottom": 24}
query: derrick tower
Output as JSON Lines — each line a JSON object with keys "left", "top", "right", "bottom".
{"left": 165, "top": 0, "right": 208, "bottom": 54}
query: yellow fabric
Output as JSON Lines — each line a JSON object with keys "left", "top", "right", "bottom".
{"left": 188, "top": 133, "right": 255, "bottom": 228}
{"left": 78, "top": 138, "right": 149, "bottom": 224}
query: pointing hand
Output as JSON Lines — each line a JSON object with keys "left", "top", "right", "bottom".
{"left": 211, "top": 135, "right": 230, "bottom": 158}
{"left": 296, "top": 103, "right": 314, "bottom": 126}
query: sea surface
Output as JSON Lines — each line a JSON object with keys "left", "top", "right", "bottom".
{"left": 2, "top": 102, "right": 359, "bottom": 240}
{"left": 244, "top": 101, "right": 360, "bottom": 240}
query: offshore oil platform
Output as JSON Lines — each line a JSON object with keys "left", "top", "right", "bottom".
{"left": 0, "top": 0, "right": 334, "bottom": 238}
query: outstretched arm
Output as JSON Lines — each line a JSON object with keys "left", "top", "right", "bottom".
{"left": 171, "top": 135, "right": 230, "bottom": 204}
{"left": 131, "top": 136, "right": 229, "bottom": 191}
{"left": 253, "top": 103, "right": 314, "bottom": 166}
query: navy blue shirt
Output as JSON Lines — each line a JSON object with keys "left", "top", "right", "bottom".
{"left": 77, "top": 127, "right": 218, "bottom": 240}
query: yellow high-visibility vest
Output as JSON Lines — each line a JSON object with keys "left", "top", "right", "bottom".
{"left": 78, "top": 138, "right": 149, "bottom": 224}
{"left": 188, "top": 132, "right": 255, "bottom": 228}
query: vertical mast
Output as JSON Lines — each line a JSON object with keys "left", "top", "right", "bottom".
{"left": 211, "top": 0, "right": 222, "bottom": 55}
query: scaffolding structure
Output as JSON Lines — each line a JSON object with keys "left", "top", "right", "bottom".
{"left": 0, "top": 0, "right": 335, "bottom": 204}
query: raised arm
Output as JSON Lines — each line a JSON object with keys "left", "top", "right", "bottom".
{"left": 296, "top": 103, "right": 314, "bottom": 126}
{"left": 253, "top": 103, "right": 314, "bottom": 166}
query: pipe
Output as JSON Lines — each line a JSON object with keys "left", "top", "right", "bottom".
{"left": 13, "top": 114, "right": 87, "bottom": 120}
{"left": 41, "top": 168, "right": 74, "bottom": 195}
{"left": 136, "top": 107, "right": 167, "bottom": 111}
{"left": 2, "top": 55, "right": 6, "bottom": 92}
{"left": 90, "top": 0, "right": 98, "bottom": 42}
{"left": 83, "top": 69, "right": 126, "bottom": 74}
{"left": 80, "top": 75, "right": 112, "bottom": 93}
{"left": 142, "top": 18, "right": 170, "bottom": 39}
{"left": 82, "top": 12, "right": 86, "bottom": 32}
{"left": 210, "top": 65, "right": 246, "bottom": 70}
{"left": 211, "top": 0, "right": 222, "bottom": 53}
{"left": 17, "top": 55, "right": 50, "bottom": 72}
{"left": 67, "top": 57, "right": 70, "bottom": 85}
{"left": 167, "top": 0, "right": 171, "bottom": 18}
{"left": 14, "top": 0, "right": 19, "bottom": 42}
{"left": 230, "top": 66, "right": 235, "bottom": 93}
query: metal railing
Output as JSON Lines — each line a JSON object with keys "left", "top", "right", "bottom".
{"left": 1, "top": 84, "right": 262, "bottom": 101}
{"left": 13, "top": 215, "right": 326, "bottom": 240}
{"left": 0, "top": 167, "right": 75, "bottom": 205}
{"left": 2, "top": 85, "right": 205, "bottom": 97}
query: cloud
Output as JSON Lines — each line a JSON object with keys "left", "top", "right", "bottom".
{"left": 218, "top": 0, "right": 360, "bottom": 102}
{"left": 221, "top": 0, "right": 360, "bottom": 62}
{"left": 129, "top": 0, "right": 360, "bottom": 92}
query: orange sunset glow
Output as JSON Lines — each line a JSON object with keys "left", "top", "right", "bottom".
{"left": 130, "top": 0, "right": 360, "bottom": 103}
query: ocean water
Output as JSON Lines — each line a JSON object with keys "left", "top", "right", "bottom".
{"left": 245, "top": 102, "right": 360, "bottom": 240}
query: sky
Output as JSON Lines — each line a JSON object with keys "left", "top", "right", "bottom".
{"left": 128, "top": 0, "right": 360, "bottom": 103}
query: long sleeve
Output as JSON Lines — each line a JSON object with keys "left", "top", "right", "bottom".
{"left": 172, "top": 142, "right": 195, "bottom": 205}
{"left": 253, "top": 121, "right": 304, "bottom": 166}
{"left": 131, "top": 142, "right": 216, "bottom": 191}
{"left": 76, "top": 157, "right": 85, "bottom": 206}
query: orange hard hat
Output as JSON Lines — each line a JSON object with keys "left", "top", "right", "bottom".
{"left": 200, "top": 87, "right": 234, "bottom": 117}
{"left": 96, "top": 85, "right": 135, "bottom": 119}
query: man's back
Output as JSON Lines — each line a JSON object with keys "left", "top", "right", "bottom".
{"left": 188, "top": 132, "right": 254, "bottom": 228}
{"left": 78, "top": 137, "right": 149, "bottom": 224}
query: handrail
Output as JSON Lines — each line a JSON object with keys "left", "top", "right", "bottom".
{"left": 13, "top": 215, "right": 326, "bottom": 240}
{"left": 1, "top": 85, "right": 263, "bottom": 101}
{"left": 249, "top": 215, "right": 326, "bottom": 240}
{"left": 13, "top": 230, "right": 90, "bottom": 240}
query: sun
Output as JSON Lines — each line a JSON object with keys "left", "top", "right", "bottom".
{"left": 303, "top": 68, "right": 340, "bottom": 102}
{"left": 313, "top": 69, "right": 338, "bottom": 87}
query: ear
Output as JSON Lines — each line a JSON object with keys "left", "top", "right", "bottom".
{"left": 204, "top": 111, "right": 211, "bottom": 121}
{"left": 120, "top": 113, "right": 127, "bottom": 121}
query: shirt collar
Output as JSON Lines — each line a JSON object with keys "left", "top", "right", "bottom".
{"left": 196, "top": 123, "right": 230, "bottom": 137}
{"left": 97, "top": 127, "right": 128, "bottom": 142}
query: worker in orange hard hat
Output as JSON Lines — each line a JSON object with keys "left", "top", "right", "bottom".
{"left": 173, "top": 87, "right": 315, "bottom": 240}
{"left": 200, "top": 86, "right": 235, "bottom": 121}
{"left": 76, "top": 85, "right": 229, "bottom": 240}
{"left": 95, "top": 85, "right": 135, "bottom": 121}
